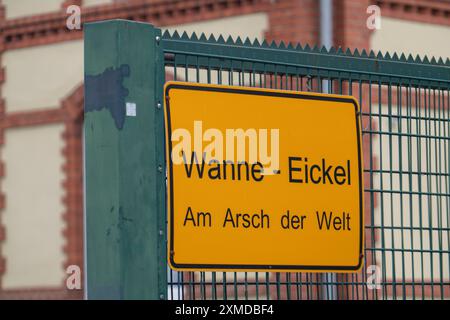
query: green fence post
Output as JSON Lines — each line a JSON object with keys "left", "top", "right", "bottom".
{"left": 84, "top": 20, "right": 166, "bottom": 299}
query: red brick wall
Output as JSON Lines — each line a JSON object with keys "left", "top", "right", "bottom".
{"left": 334, "top": 0, "right": 372, "bottom": 50}
{"left": 376, "top": 0, "right": 450, "bottom": 26}
{"left": 0, "top": 86, "right": 84, "bottom": 299}
{"left": 265, "top": 0, "right": 319, "bottom": 46}
{"left": 1, "top": 0, "right": 271, "bottom": 50}
{"left": 60, "top": 86, "right": 84, "bottom": 295}
{"left": 62, "top": 0, "right": 82, "bottom": 10}
{"left": 2, "top": 0, "right": 448, "bottom": 51}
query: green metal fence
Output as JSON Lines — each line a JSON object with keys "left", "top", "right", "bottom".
{"left": 161, "top": 30, "right": 450, "bottom": 300}
{"left": 84, "top": 20, "right": 450, "bottom": 300}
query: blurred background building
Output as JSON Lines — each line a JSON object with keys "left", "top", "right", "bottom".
{"left": 0, "top": 0, "right": 449, "bottom": 299}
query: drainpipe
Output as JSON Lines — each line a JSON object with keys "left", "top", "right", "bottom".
{"left": 320, "top": 0, "right": 333, "bottom": 94}
{"left": 320, "top": 0, "right": 337, "bottom": 301}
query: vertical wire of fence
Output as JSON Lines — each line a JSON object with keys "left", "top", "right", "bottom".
{"left": 162, "top": 31, "right": 450, "bottom": 300}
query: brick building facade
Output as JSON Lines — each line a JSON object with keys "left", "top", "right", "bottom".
{"left": 0, "top": 0, "right": 449, "bottom": 299}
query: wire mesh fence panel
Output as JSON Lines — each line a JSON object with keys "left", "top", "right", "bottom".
{"left": 162, "top": 31, "right": 450, "bottom": 300}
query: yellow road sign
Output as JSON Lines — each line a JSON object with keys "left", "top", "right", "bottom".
{"left": 164, "top": 81, "right": 364, "bottom": 272}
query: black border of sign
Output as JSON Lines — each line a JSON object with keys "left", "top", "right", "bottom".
{"left": 164, "top": 82, "right": 364, "bottom": 271}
